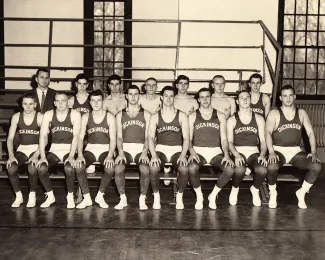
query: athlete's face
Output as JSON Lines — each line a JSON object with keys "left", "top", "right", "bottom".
{"left": 198, "top": 91, "right": 211, "bottom": 108}
{"left": 54, "top": 94, "right": 69, "bottom": 111}
{"left": 145, "top": 79, "right": 157, "bottom": 95}
{"left": 280, "top": 89, "right": 296, "bottom": 107}
{"left": 22, "top": 98, "right": 36, "bottom": 114}
{"left": 162, "top": 90, "right": 175, "bottom": 107}
{"left": 176, "top": 79, "right": 189, "bottom": 94}
{"left": 36, "top": 71, "right": 50, "bottom": 88}
{"left": 109, "top": 80, "right": 121, "bottom": 94}
{"left": 212, "top": 78, "right": 225, "bottom": 93}
{"left": 75, "top": 79, "right": 89, "bottom": 93}
{"left": 249, "top": 78, "right": 262, "bottom": 93}
{"left": 127, "top": 89, "right": 140, "bottom": 105}
{"left": 237, "top": 92, "right": 251, "bottom": 109}
{"left": 90, "top": 95, "right": 103, "bottom": 111}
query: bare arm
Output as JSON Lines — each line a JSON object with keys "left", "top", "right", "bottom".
{"left": 107, "top": 113, "right": 117, "bottom": 158}
{"left": 265, "top": 109, "right": 278, "bottom": 154}
{"left": 148, "top": 113, "right": 158, "bottom": 158}
{"left": 7, "top": 113, "right": 19, "bottom": 158}
{"left": 219, "top": 112, "right": 230, "bottom": 157}
{"left": 39, "top": 111, "right": 52, "bottom": 159}
{"left": 115, "top": 111, "right": 124, "bottom": 155}
{"left": 192, "top": 99, "right": 199, "bottom": 111}
{"left": 300, "top": 109, "right": 317, "bottom": 155}
{"left": 68, "top": 96, "right": 74, "bottom": 109}
{"left": 230, "top": 98, "right": 237, "bottom": 116}
{"left": 188, "top": 112, "right": 196, "bottom": 153}
{"left": 69, "top": 110, "right": 81, "bottom": 158}
{"left": 31, "top": 112, "right": 44, "bottom": 158}
{"left": 226, "top": 115, "right": 239, "bottom": 157}
{"left": 179, "top": 112, "right": 189, "bottom": 158}
{"left": 256, "top": 114, "right": 267, "bottom": 156}
{"left": 77, "top": 113, "right": 88, "bottom": 156}
{"left": 143, "top": 111, "right": 151, "bottom": 153}
{"left": 263, "top": 94, "right": 271, "bottom": 117}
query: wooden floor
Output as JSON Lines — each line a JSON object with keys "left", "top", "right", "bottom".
{"left": 0, "top": 167, "right": 325, "bottom": 260}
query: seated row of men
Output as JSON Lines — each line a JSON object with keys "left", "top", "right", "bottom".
{"left": 6, "top": 70, "right": 321, "bottom": 211}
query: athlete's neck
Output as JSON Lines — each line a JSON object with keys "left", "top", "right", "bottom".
{"left": 92, "top": 109, "right": 104, "bottom": 115}
{"left": 281, "top": 105, "right": 296, "bottom": 112}
{"left": 145, "top": 93, "right": 156, "bottom": 100}
{"left": 110, "top": 92, "right": 122, "bottom": 99}
{"left": 76, "top": 92, "right": 88, "bottom": 98}
{"left": 161, "top": 106, "right": 177, "bottom": 113}
{"left": 250, "top": 91, "right": 260, "bottom": 97}
{"left": 212, "top": 92, "right": 226, "bottom": 98}
{"left": 238, "top": 107, "right": 252, "bottom": 116}
{"left": 56, "top": 109, "right": 69, "bottom": 115}
{"left": 23, "top": 111, "right": 36, "bottom": 117}
{"left": 175, "top": 93, "right": 189, "bottom": 98}
{"left": 127, "top": 103, "right": 140, "bottom": 112}
{"left": 199, "top": 106, "right": 213, "bottom": 114}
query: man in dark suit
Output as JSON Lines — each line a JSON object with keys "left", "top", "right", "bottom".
{"left": 28, "top": 68, "right": 56, "bottom": 113}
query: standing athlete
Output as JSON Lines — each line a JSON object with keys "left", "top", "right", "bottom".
{"left": 37, "top": 92, "right": 81, "bottom": 208}
{"left": 68, "top": 73, "right": 91, "bottom": 115}
{"left": 227, "top": 90, "right": 268, "bottom": 206}
{"left": 7, "top": 94, "right": 43, "bottom": 208}
{"left": 210, "top": 75, "right": 236, "bottom": 119}
{"left": 174, "top": 75, "right": 199, "bottom": 115}
{"left": 266, "top": 85, "right": 321, "bottom": 209}
{"left": 139, "top": 77, "right": 161, "bottom": 114}
{"left": 148, "top": 86, "right": 189, "bottom": 210}
{"left": 115, "top": 85, "right": 151, "bottom": 210}
{"left": 188, "top": 88, "right": 234, "bottom": 210}
{"left": 75, "top": 90, "right": 117, "bottom": 209}
{"left": 249, "top": 73, "right": 271, "bottom": 118}
{"left": 103, "top": 74, "right": 127, "bottom": 116}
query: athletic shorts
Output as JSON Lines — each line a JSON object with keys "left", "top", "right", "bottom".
{"left": 235, "top": 146, "right": 260, "bottom": 160}
{"left": 85, "top": 143, "right": 109, "bottom": 161}
{"left": 49, "top": 143, "right": 71, "bottom": 162}
{"left": 16, "top": 144, "right": 38, "bottom": 158}
{"left": 193, "top": 146, "right": 223, "bottom": 164}
{"left": 123, "top": 143, "right": 144, "bottom": 163}
{"left": 273, "top": 145, "right": 302, "bottom": 164}
{"left": 155, "top": 144, "right": 182, "bottom": 162}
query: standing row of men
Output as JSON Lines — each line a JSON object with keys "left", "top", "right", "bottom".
{"left": 6, "top": 69, "right": 321, "bottom": 211}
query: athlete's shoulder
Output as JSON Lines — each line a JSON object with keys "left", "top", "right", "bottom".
{"left": 71, "top": 109, "right": 81, "bottom": 117}
{"left": 297, "top": 108, "right": 308, "bottom": 118}
{"left": 106, "top": 111, "right": 115, "bottom": 119}
{"left": 11, "top": 112, "right": 20, "bottom": 122}
{"left": 227, "top": 113, "right": 236, "bottom": 123}
{"left": 267, "top": 107, "right": 280, "bottom": 118}
{"left": 81, "top": 111, "right": 89, "bottom": 120}
{"left": 255, "top": 113, "right": 265, "bottom": 122}
{"left": 188, "top": 110, "right": 196, "bottom": 120}
{"left": 216, "top": 110, "right": 227, "bottom": 120}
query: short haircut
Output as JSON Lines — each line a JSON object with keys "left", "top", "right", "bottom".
{"left": 161, "top": 86, "right": 176, "bottom": 96}
{"left": 145, "top": 77, "right": 157, "bottom": 84}
{"left": 175, "top": 75, "right": 189, "bottom": 84}
{"left": 55, "top": 91, "right": 68, "bottom": 98}
{"left": 75, "top": 73, "right": 89, "bottom": 84}
{"left": 196, "top": 87, "right": 212, "bottom": 99}
{"left": 107, "top": 74, "right": 122, "bottom": 85}
{"left": 237, "top": 89, "right": 251, "bottom": 99}
{"left": 249, "top": 73, "right": 263, "bottom": 83}
{"left": 281, "top": 84, "right": 295, "bottom": 95}
{"left": 89, "top": 89, "right": 104, "bottom": 100}
{"left": 127, "top": 85, "right": 140, "bottom": 94}
{"left": 36, "top": 68, "right": 50, "bottom": 77}
{"left": 21, "top": 93, "right": 37, "bottom": 103}
{"left": 142, "top": 77, "right": 158, "bottom": 92}
{"left": 212, "top": 75, "right": 225, "bottom": 82}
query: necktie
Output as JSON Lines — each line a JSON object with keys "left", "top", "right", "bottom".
{"left": 41, "top": 91, "right": 45, "bottom": 112}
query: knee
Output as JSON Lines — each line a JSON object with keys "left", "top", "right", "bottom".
{"left": 27, "top": 164, "right": 38, "bottom": 176}
{"left": 267, "top": 163, "right": 280, "bottom": 173}
{"left": 188, "top": 163, "right": 199, "bottom": 176}
{"left": 75, "top": 165, "right": 86, "bottom": 177}
{"left": 64, "top": 165, "right": 75, "bottom": 177}
{"left": 255, "top": 165, "right": 268, "bottom": 177}
{"left": 38, "top": 164, "right": 48, "bottom": 176}
{"left": 149, "top": 166, "right": 160, "bottom": 176}
{"left": 234, "top": 166, "right": 245, "bottom": 177}
{"left": 178, "top": 166, "right": 189, "bottom": 176}
{"left": 309, "top": 162, "right": 322, "bottom": 174}
{"left": 7, "top": 164, "right": 18, "bottom": 176}
{"left": 114, "top": 164, "right": 125, "bottom": 176}
{"left": 139, "top": 164, "right": 150, "bottom": 176}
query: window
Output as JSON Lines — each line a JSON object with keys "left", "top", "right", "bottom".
{"left": 84, "top": 0, "right": 132, "bottom": 90}
{"left": 281, "top": 0, "right": 325, "bottom": 95}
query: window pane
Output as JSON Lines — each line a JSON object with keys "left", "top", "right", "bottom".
{"left": 308, "top": 0, "right": 319, "bottom": 15}
{"left": 115, "top": 2, "right": 125, "bottom": 16}
{"left": 295, "top": 16, "right": 306, "bottom": 30}
{"left": 94, "top": 32, "right": 103, "bottom": 45}
{"left": 318, "top": 32, "right": 325, "bottom": 45}
{"left": 317, "top": 80, "right": 325, "bottom": 94}
{"left": 319, "top": 49, "right": 325, "bottom": 63}
{"left": 94, "top": 48, "right": 104, "bottom": 61}
{"left": 283, "top": 63, "right": 294, "bottom": 78}
{"left": 283, "top": 48, "right": 294, "bottom": 62}
{"left": 94, "top": 20, "right": 103, "bottom": 31}
{"left": 94, "top": 2, "right": 104, "bottom": 16}
{"left": 294, "top": 80, "right": 305, "bottom": 94}
{"left": 282, "top": 79, "right": 294, "bottom": 86}
{"left": 104, "top": 32, "right": 114, "bottom": 45}
{"left": 295, "top": 32, "right": 305, "bottom": 45}
{"left": 307, "top": 15, "right": 318, "bottom": 30}
{"left": 295, "top": 48, "right": 306, "bottom": 62}
{"left": 285, "top": 0, "right": 296, "bottom": 13}
{"left": 115, "top": 48, "right": 124, "bottom": 61}
{"left": 115, "top": 32, "right": 124, "bottom": 45}
{"left": 306, "top": 32, "right": 317, "bottom": 46}
{"left": 306, "top": 64, "right": 317, "bottom": 78}
{"left": 307, "top": 48, "right": 318, "bottom": 62}
{"left": 320, "top": 16, "right": 325, "bottom": 30}
{"left": 284, "top": 32, "right": 294, "bottom": 45}
{"left": 104, "top": 21, "right": 114, "bottom": 31}
{"left": 94, "top": 62, "right": 103, "bottom": 76}
{"left": 104, "top": 48, "right": 114, "bottom": 62}
{"left": 294, "top": 64, "right": 305, "bottom": 78}
{"left": 115, "top": 18, "right": 124, "bottom": 31}
{"left": 320, "top": 1, "right": 325, "bottom": 14}
{"left": 318, "top": 64, "right": 325, "bottom": 79}
{"left": 104, "top": 62, "right": 114, "bottom": 76}
{"left": 306, "top": 80, "right": 316, "bottom": 94}
{"left": 284, "top": 15, "right": 295, "bottom": 30}
{"left": 296, "top": 0, "right": 307, "bottom": 14}
{"left": 105, "top": 2, "right": 114, "bottom": 16}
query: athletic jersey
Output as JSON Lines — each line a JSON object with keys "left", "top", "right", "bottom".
{"left": 17, "top": 112, "right": 40, "bottom": 145}
{"left": 121, "top": 107, "right": 146, "bottom": 144}
{"left": 51, "top": 110, "right": 73, "bottom": 144}
{"left": 272, "top": 107, "right": 302, "bottom": 147}
{"left": 250, "top": 94, "right": 265, "bottom": 116}
{"left": 86, "top": 112, "right": 110, "bottom": 144}
{"left": 73, "top": 96, "right": 91, "bottom": 115}
{"left": 193, "top": 109, "right": 221, "bottom": 147}
{"left": 233, "top": 112, "right": 259, "bottom": 146}
{"left": 156, "top": 110, "right": 182, "bottom": 146}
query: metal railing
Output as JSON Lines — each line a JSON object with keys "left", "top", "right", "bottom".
{"left": 0, "top": 17, "right": 282, "bottom": 103}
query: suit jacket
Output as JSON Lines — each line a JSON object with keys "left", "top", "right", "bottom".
{"left": 28, "top": 87, "right": 56, "bottom": 113}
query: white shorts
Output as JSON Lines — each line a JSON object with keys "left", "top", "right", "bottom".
{"left": 273, "top": 146, "right": 302, "bottom": 164}
{"left": 155, "top": 144, "right": 182, "bottom": 162}
{"left": 123, "top": 143, "right": 144, "bottom": 161}
{"left": 85, "top": 143, "right": 109, "bottom": 161}
{"left": 235, "top": 146, "right": 260, "bottom": 160}
{"left": 49, "top": 143, "right": 71, "bottom": 162}
{"left": 193, "top": 146, "right": 223, "bottom": 164}
{"left": 17, "top": 144, "right": 38, "bottom": 158}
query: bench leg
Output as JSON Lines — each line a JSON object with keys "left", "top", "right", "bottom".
{"left": 169, "top": 179, "right": 178, "bottom": 205}
{"left": 260, "top": 182, "right": 269, "bottom": 204}
{"left": 76, "top": 185, "right": 83, "bottom": 204}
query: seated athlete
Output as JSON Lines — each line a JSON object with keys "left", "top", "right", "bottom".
{"left": 174, "top": 75, "right": 199, "bottom": 115}
{"left": 37, "top": 92, "right": 81, "bottom": 208}
{"left": 103, "top": 74, "right": 127, "bottom": 116}
{"left": 227, "top": 90, "right": 268, "bottom": 206}
{"left": 139, "top": 77, "right": 161, "bottom": 114}
{"left": 188, "top": 88, "right": 234, "bottom": 210}
{"left": 148, "top": 86, "right": 189, "bottom": 210}
{"left": 6, "top": 93, "right": 43, "bottom": 208}
{"left": 75, "top": 89, "right": 116, "bottom": 209}
{"left": 115, "top": 85, "right": 151, "bottom": 210}
{"left": 248, "top": 73, "right": 271, "bottom": 118}
{"left": 266, "top": 85, "right": 321, "bottom": 209}
{"left": 210, "top": 75, "right": 236, "bottom": 119}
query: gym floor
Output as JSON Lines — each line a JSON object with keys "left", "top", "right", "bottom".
{"left": 0, "top": 166, "right": 324, "bottom": 260}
